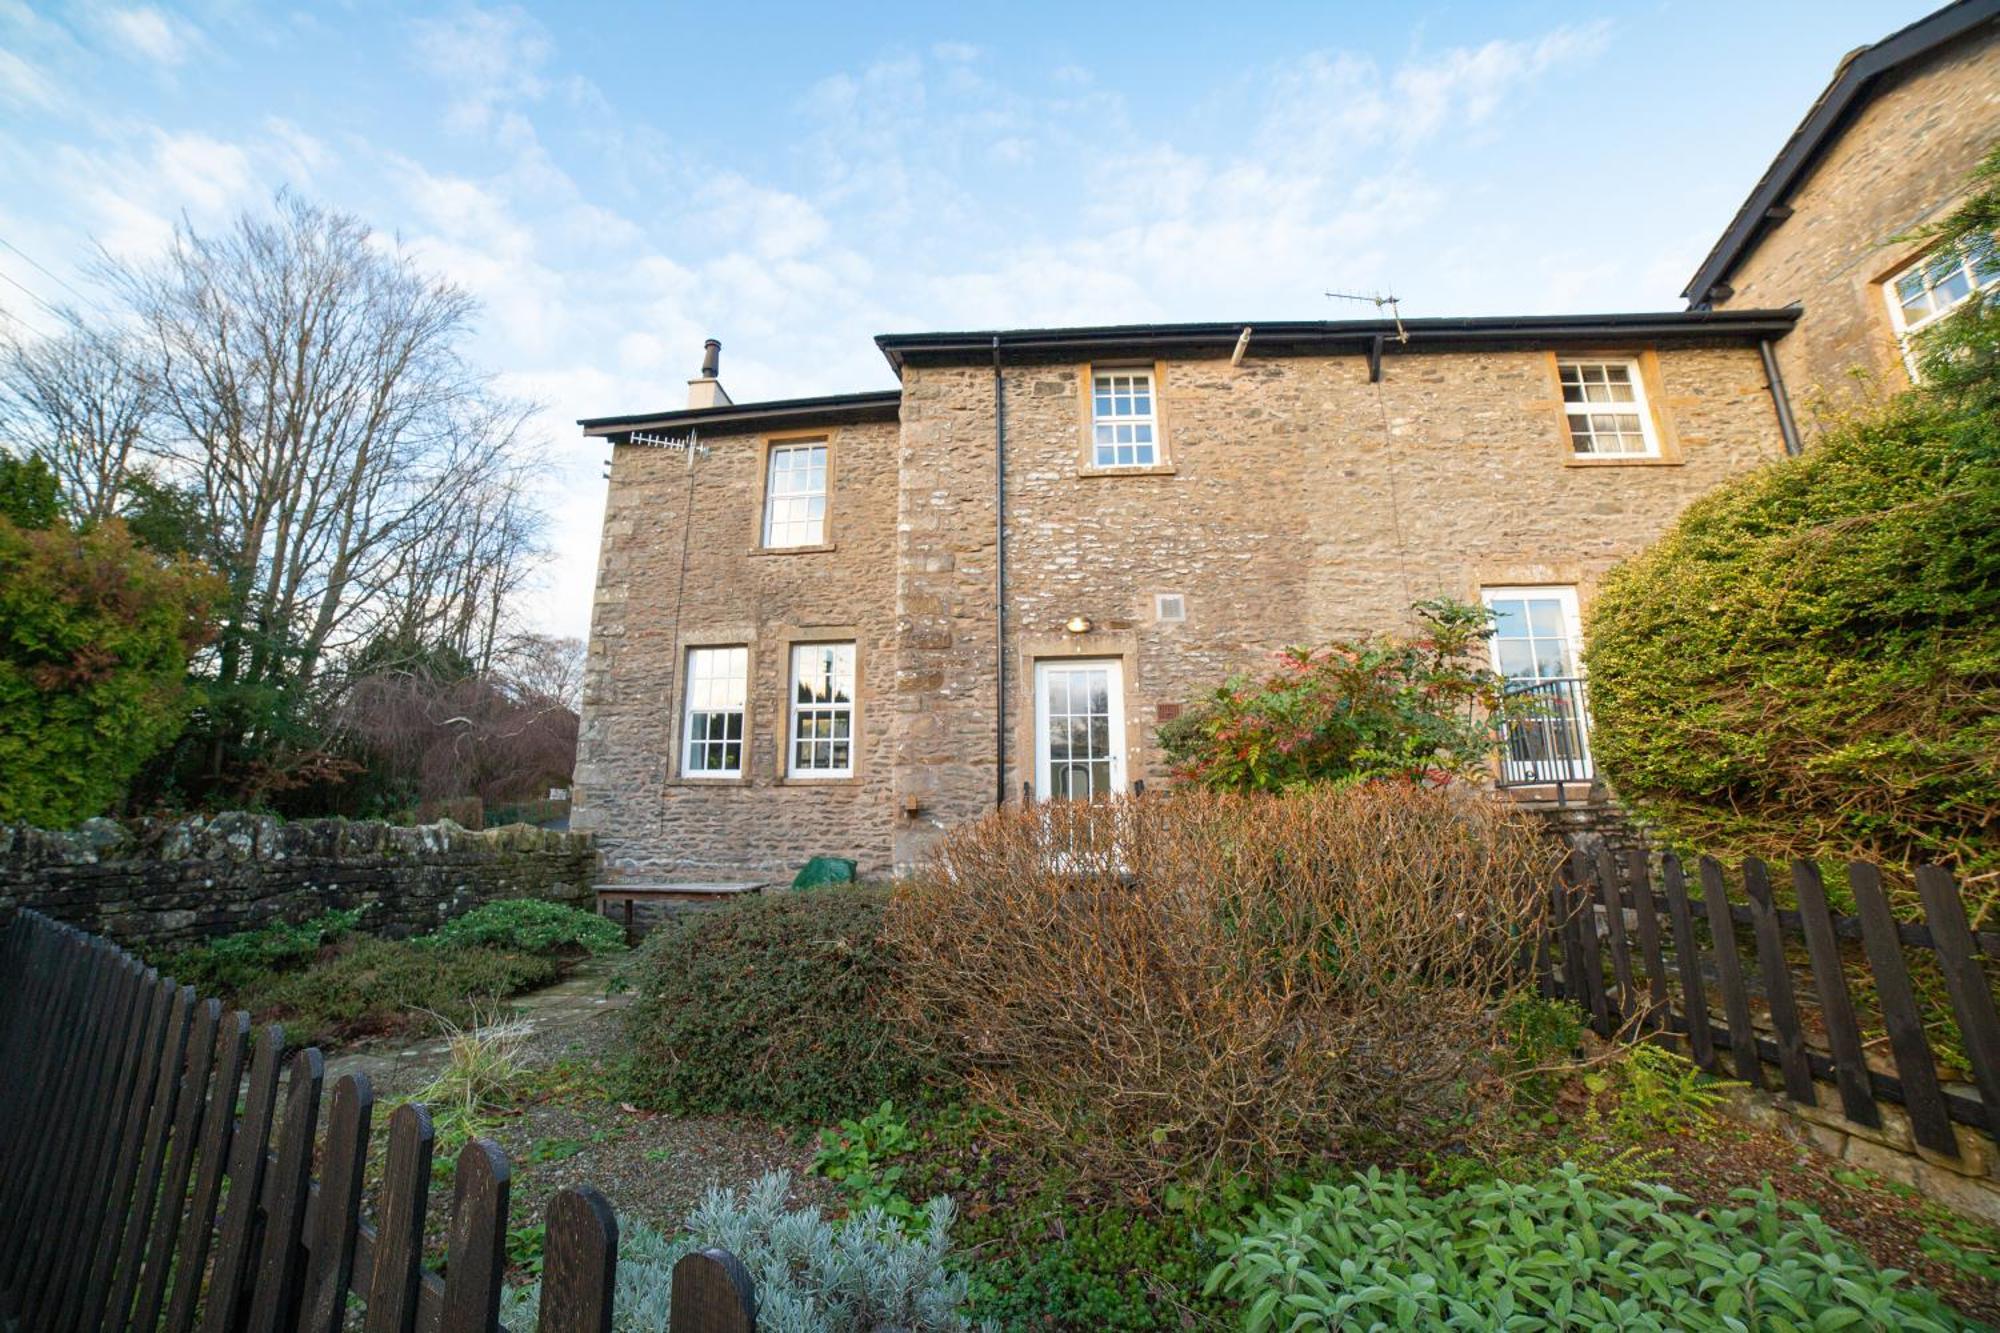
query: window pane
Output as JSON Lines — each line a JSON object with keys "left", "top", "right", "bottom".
{"left": 1935, "top": 263, "right": 1973, "bottom": 306}
{"left": 789, "top": 643, "right": 855, "bottom": 774}
{"left": 1971, "top": 237, "right": 2000, "bottom": 285}
{"left": 764, "top": 443, "right": 828, "bottom": 547}
{"left": 1089, "top": 369, "right": 1158, "bottom": 466}
{"left": 683, "top": 647, "right": 747, "bottom": 776}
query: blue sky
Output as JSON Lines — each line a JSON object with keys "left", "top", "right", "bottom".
{"left": 0, "top": 1, "right": 1938, "bottom": 638}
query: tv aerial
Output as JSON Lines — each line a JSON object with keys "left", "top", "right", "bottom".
{"left": 1325, "top": 289, "right": 1408, "bottom": 343}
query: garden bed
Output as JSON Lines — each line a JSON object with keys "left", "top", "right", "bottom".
{"left": 303, "top": 908, "right": 1999, "bottom": 1330}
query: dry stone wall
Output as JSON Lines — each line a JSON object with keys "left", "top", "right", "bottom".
{"left": 0, "top": 813, "right": 597, "bottom": 954}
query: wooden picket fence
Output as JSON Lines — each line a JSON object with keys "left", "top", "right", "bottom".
{"left": 1544, "top": 847, "right": 2000, "bottom": 1156}
{"left": 0, "top": 910, "right": 758, "bottom": 1333}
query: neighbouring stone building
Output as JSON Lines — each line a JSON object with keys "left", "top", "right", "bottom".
{"left": 574, "top": 0, "right": 1998, "bottom": 881}
{"left": 1687, "top": 0, "right": 2000, "bottom": 415}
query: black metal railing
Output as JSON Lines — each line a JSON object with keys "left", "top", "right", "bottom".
{"left": 1497, "top": 675, "right": 1594, "bottom": 787}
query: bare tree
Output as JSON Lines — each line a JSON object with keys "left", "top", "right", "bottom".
{"left": 0, "top": 311, "right": 157, "bottom": 523}
{"left": 369, "top": 460, "right": 549, "bottom": 676}
{"left": 496, "top": 633, "right": 586, "bottom": 711}
{"left": 107, "top": 194, "right": 541, "bottom": 780}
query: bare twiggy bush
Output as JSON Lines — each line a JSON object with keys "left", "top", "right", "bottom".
{"left": 885, "top": 783, "right": 1560, "bottom": 1192}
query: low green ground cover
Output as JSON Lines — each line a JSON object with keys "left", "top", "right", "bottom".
{"left": 1208, "top": 1166, "right": 1974, "bottom": 1331}
{"left": 165, "top": 899, "right": 620, "bottom": 1047}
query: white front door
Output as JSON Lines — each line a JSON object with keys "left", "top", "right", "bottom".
{"left": 1034, "top": 660, "right": 1126, "bottom": 801}
{"left": 1481, "top": 587, "right": 1593, "bottom": 783}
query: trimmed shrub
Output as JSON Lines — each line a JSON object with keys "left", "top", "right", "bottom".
{"left": 622, "top": 889, "right": 949, "bottom": 1125}
{"left": 1208, "top": 1163, "right": 1975, "bottom": 1330}
{"left": 886, "top": 784, "right": 1557, "bottom": 1191}
{"left": 431, "top": 899, "right": 624, "bottom": 956}
{"left": 500, "top": 1172, "right": 981, "bottom": 1332}
{"left": 1584, "top": 390, "right": 2000, "bottom": 899}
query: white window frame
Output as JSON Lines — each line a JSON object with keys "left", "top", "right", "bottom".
{"left": 1089, "top": 369, "right": 1159, "bottom": 469}
{"left": 1481, "top": 587, "right": 1592, "bottom": 784}
{"left": 680, "top": 646, "right": 747, "bottom": 779}
{"left": 787, "top": 642, "right": 856, "bottom": 780}
{"left": 1884, "top": 238, "right": 2000, "bottom": 378}
{"left": 1556, "top": 358, "right": 1659, "bottom": 458}
{"left": 762, "top": 440, "right": 829, "bottom": 548}
{"left": 1033, "top": 659, "right": 1127, "bottom": 801}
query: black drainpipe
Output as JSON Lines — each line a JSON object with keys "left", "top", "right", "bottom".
{"left": 1759, "top": 338, "right": 1803, "bottom": 457}
{"left": 993, "top": 336, "right": 1009, "bottom": 809}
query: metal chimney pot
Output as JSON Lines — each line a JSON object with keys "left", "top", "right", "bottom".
{"left": 700, "top": 339, "right": 721, "bottom": 378}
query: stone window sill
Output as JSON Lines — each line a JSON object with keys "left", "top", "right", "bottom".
{"left": 1077, "top": 463, "right": 1177, "bottom": 479}
{"left": 749, "top": 543, "right": 838, "bottom": 556}
{"left": 1562, "top": 454, "right": 1685, "bottom": 468}
{"left": 775, "top": 775, "right": 868, "bottom": 788}
{"left": 666, "top": 775, "right": 752, "bottom": 789}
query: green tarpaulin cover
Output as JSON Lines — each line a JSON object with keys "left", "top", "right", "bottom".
{"left": 791, "top": 855, "right": 857, "bottom": 889}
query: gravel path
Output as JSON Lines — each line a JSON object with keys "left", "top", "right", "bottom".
{"left": 324, "top": 955, "right": 836, "bottom": 1237}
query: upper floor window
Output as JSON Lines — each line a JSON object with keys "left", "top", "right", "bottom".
{"left": 1887, "top": 238, "right": 1999, "bottom": 339}
{"left": 763, "top": 441, "right": 828, "bottom": 548}
{"left": 1091, "top": 370, "right": 1158, "bottom": 468}
{"left": 1557, "top": 359, "right": 1658, "bottom": 457}
{"left": 789, "top": 642, "right": 855, "bottom": 778}
{"left": 682, "top": 646, "right": 747, "bottom": 778}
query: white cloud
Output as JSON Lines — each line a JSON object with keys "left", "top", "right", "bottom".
{"left": 409, "top": 5, "right": 552, "bottom": 134}
{"left": 0, "top": 48, "right": 57, "bottom": 109}
{"left": 95, "top": 5, "right": 199, "bottom": 66}
{"left": 1390, "top": 23, "right": 1610, "bottom": 142}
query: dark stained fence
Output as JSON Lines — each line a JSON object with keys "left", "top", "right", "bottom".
{"left": 1540, "top": 853, "right": 2000, "bottom": 1156}
{"left": 0, "top": 910, "right": 757, "bottom": 1333}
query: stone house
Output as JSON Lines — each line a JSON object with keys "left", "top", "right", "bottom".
{"left": 573, "top": 0, "right": 1997, "bottom": 881}
{"left": 1687, "top": 0, "right": 2000, "bottom": 416}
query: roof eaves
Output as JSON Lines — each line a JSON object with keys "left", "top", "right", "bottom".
{"left": 874, "top": 309, "right": 1801, "bottom": 371}
{"left": 578, "top": 389, "right": 902, "bottom": 437}
{"left": 1682, "top": 0, "right": 2000, "bottom": 306}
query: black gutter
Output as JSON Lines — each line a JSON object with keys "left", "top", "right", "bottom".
{"left": 1759, "top": 339, "right": 1804, "bottom": 457}
{"left": 1682, "top": 0, "right": 2000, "bottom": 307}
{"left": 992, "top": 337, "right": 1008, "bottom": 810}
{"left": 579, "top": 389, "right": 901, "bottom": 436}
{"left": 876, "top": 310, "right": 1800, "bottom": 371}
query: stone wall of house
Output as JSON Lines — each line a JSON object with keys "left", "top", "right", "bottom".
{"left": 0, "top": 814, "right": 597, "bottom": 955}
{"left": 572, "top": 417, "right": 900, "bottom": 880}
{"left": 1713, "top": 27, "right": 2000, "bottom": 415}
{"left": 891, "top": 342, "right": 1790, "bottom": 869}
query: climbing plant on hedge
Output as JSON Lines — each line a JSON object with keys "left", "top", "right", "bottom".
{"left": 0, "top": 516, "right": 219, "bottom": 825}
{"left": 1583, "top": 389, "right": 1999, "bottom": 904}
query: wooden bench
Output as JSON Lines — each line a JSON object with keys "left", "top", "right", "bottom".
{"left": 594, "top": 881, "right": 768, "bottom": 943}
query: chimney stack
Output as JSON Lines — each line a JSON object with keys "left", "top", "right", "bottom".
{"left": 687, "top": 338, "right": 731, "bottom": 409}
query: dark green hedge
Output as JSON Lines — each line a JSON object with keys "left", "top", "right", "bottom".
{"left": 621, "top": 889, "right": 949, "bottom": 1125}
{"left": 1584, "top": 391, "right": 1999, "bottom": 898}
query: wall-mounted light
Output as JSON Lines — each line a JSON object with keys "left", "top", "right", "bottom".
{"left": 1064, "top": 615, "right": 1093, "bottom": 635}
